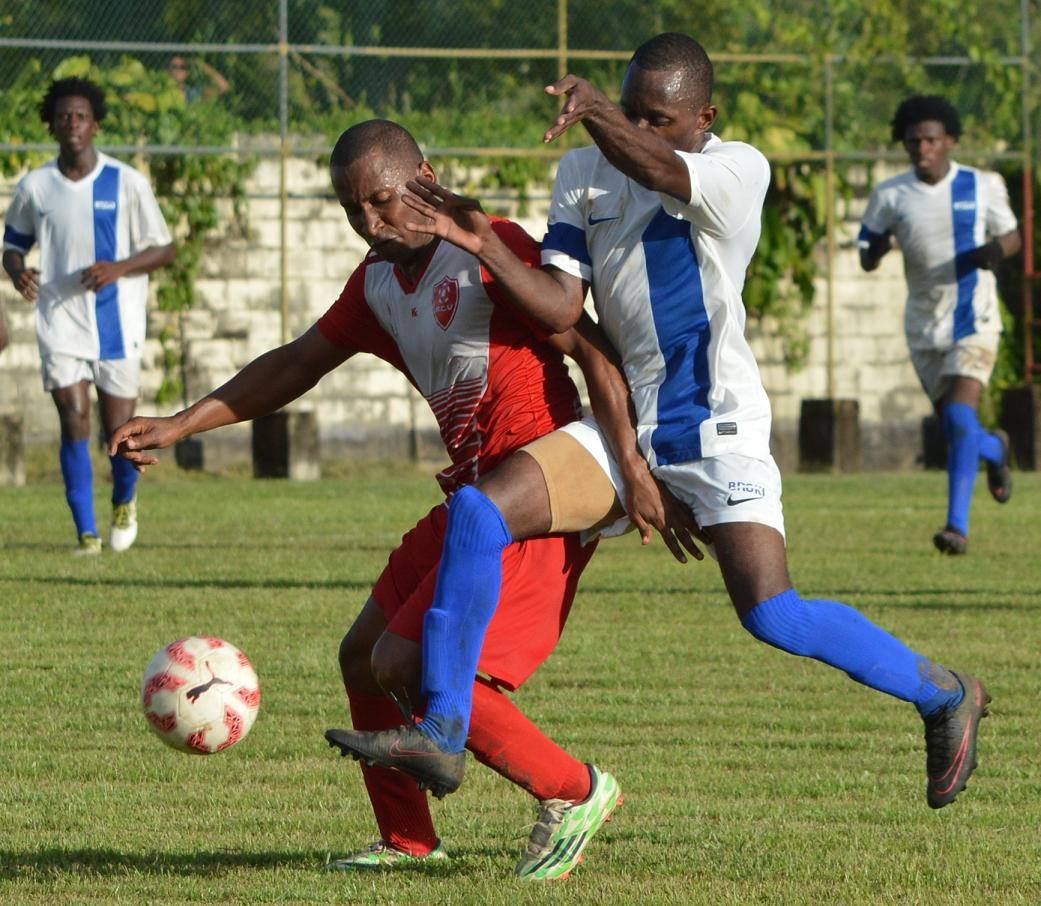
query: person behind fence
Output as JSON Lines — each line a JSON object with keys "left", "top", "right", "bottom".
{"left": 107, "top": 118, "right": 706, "bottom": 880}
{"left": 330, "top": 32, "right": 993, "bottom": 815}
{"left": 2, "top": 76, "right": 175, "bottom": 554}
{"left": 859, "top": 95, "right": 1021, "bottom": 556}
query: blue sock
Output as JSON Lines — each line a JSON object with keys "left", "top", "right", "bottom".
{"left": 59, "top": 439, "right": 96, "bottom": 537}
{"left": 110, "top": 453, "right": 139, "bottom": 505}
{"left": 977, "top": 429, "right": 1004, "bottom": 466}
{"left": 418, "top": 486, "right": 512, "bottom": 753}
{"left": 943, "top": 402, "right": 981, "bottom": 536}
{"left": 741, "top": 588, "right": 964, "bottom": 717}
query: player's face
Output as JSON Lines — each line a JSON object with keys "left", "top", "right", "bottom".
{"left": 620, "top": 64, "right": 716, "bottom": 153}
{"left": 331, "top": 154, "right": 436, "bottom": 263}
{"left": 51, "top": 96, "right": 98, "bottom": 154}
{"left": 903, "top": 120, "right": 955, "bottom": 182}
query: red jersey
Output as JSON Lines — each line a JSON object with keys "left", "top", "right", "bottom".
{"left": 317, "top": 219, "right": 581, "bottom": 494}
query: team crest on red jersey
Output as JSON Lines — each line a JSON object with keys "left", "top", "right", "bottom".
{"left": 432, "top": 276, "right": 460, "bottom": 330}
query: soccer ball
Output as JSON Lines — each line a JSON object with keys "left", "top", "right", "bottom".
{"left": 141, "top": 636, "right": 261, "bottom": 754}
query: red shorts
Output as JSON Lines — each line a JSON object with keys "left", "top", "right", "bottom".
{"left": 372, "top": 503, "right": 597, "bottom": 690}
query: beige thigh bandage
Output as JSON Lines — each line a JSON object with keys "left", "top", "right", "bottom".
{"left": 520, "top": 429, "right": 624, "bottom": 533}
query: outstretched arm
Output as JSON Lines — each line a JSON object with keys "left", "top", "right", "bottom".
{"left": 542, "top": 75, "right": 693, "bottom": 201}
{"left": 109, "top": 325, "right": 350, "bottom": 467}
{"left": 548, "top": 314, "right": 705, "bottom": 562}
{"left": 402, "top": 176, "right": 584, "bottom": 332}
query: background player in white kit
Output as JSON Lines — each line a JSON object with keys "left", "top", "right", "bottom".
{"left": 336, "top": 33, "right": 993, "bottom": 815}
{"left": 3, "top": 77, "right": 174, "bottom": 553}
{"left": 859, "top": 95, "right": 1020, "bottom": 555}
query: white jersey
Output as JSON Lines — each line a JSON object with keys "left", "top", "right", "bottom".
{"left": 858, "top": 162, "right": 1017, "bottom": 350}
{"left": 3, "top": 152, "right": 171, "bottom": 361}
{"left": 541, "top": 134, "right": 772, "bottom": 468}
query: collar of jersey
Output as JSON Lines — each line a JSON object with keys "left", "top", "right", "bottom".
{"left": 392, "top": 238, "right": 442, "bottom": 295}
{"left": 51, "top": 151, "right": 107, "bottom": 188}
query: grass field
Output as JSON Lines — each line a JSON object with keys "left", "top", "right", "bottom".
{"left": 2, "top": 462, "right": 1040, "bottom": 904}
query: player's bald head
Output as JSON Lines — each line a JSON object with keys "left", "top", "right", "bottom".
{"left": 628, "top": 33, "right": 713, "bottom": 108}
{"left": 330, "top": 119, "right": 424, "bottom": 176}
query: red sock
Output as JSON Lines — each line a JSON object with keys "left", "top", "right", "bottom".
{"left": 467, "top": 678, "right": 592, "bottom": 803}
{"left": 346, "top": 688, "right": 439, "bottom": 856}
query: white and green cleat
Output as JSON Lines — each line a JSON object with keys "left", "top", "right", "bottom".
{"left": 73, "top": 532, "right": 102, "bottom": 556}
{"left": 325, "top": 840, "right": 448, "bottom": 871}
{"left": 110, "top": 497, "right": 138, "bottom": 552}
{"left": 514, "top": 765, "right": 622, "bottom": 881}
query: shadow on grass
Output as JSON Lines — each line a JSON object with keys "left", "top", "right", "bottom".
{"left": 0, "top": 845, "right": 505, "bottom": 879}
{"left": 0, "top": 576, "right": 374, "bottom": 593}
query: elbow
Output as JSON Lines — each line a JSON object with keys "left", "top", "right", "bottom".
{"left": 161, "top": 243, "right": 177, "bottom": 266}
{"left": 545, "top": 299, "right": 584, "bottom": 334}
{"left": 1006, "top": 231, "right": 1023, "bottom": 258}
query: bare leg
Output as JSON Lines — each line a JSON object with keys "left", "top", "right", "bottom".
{"left": 52, "top": 381, "right": 92, "bottom": 442}
{"left": 473, "top": 451, "right": 552, "bottom": 540}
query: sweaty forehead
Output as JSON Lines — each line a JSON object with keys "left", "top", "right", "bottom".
{"left": 333, "top": 151, "right": 412, "bottom": 198}
{"left": 622, "top": 65, "right": 700, "bottom": 110}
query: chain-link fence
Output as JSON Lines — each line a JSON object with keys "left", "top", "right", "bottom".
{"left": 1, "top": 0, "right": 1038, "bottom": 389}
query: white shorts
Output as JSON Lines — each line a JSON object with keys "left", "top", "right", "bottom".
{"left": 909, "top": 335, "right": 998, "bottom": 404}
{"left": 653, "top": 452, "right": 786, "bottom": 540}
{"left": 40, "top": 353, "right": 141, "bottom": 397}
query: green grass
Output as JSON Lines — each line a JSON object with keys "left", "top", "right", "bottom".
{"left": 2, "top": 465, "right": 1040, "bottom": 904}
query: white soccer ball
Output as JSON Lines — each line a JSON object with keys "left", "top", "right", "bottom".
{"left": 141, "top": 636, "right": 261, "bottom": 754}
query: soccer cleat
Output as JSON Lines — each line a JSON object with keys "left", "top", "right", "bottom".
{"left": 73, "top": 532, "right": 102, "bottom": 556}
{"left": 325, "top": 840, "right": 448, "bottom": 871}
{"left": 986, "top": 429, "right": 1012, "bottom": 504}
{"left": 324, "top": 724, "right": 466, "bottom": 799}
{"left": 933, "top": 526, "right": 967, "bottom": 555}
{"left": 514, "top": 765, "right": 622, "bottom": 881}
{"left": 110, "top": 497, "right": 138, "bottom": 552}
{"left": 923, "top": 672, "right": 991, "bottom": 809}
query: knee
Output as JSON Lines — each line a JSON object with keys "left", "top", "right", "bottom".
{"left": 370, "top": 632, "right": 421, "bottom": 698}
{"left": 338, "top": 629, "right": 379, "bottom": 695}
{"left": 739, "top": 588, "right": 809, "bottom": 653}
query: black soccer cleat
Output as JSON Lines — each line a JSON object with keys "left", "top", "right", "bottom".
{"left": 923, "top": 672, "right": 991, "bottom": 809}
{"left": 325, "top": 724, "right": 466, "bottom": 799}
{"left": 986, "top": 429, "right": 1012, "bottom": 504}
{"left": 933, "top": 526, "right": 968, "bottom": 555}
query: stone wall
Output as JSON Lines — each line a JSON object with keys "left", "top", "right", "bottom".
{"left": 0, "top": 154, "right": 930, "bottom": 473}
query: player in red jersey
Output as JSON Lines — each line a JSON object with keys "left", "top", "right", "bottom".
{"left": 110, "top": 119, "right": 690, "bottom": 879}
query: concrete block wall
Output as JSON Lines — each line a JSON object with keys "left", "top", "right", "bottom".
{"left": 0, "top": 154, "right": 932, "bottom": 472}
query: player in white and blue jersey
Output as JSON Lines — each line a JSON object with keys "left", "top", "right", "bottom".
{"left": 3, "top": 77, "right": 174, "bottom": 553}
{"left": 336, "top": 34, "right": 992, "bottom": 814}
{"left": 859, "top": 95, "right": 1020, "bottom": 555}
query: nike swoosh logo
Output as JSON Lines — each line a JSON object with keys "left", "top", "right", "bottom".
{"left": 726, "top": 495, "right": 762, "bottom": 506}
{"left": 388, "top": 739, "right": 438, "bottom": 758}
{"left": 587, "top": 214, "right": 619, "bottom": 225}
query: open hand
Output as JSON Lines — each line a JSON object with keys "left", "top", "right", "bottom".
{"left": 402, "top": 177, "right": 494, "bottom": 255}
{"left": 543, "top": 74, "right": 608, "bottom": 143}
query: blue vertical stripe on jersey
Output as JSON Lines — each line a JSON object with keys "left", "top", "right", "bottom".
{"left": 93, "top": 164, "right": 125, "bottom": 359}
{"left": 642, "top": 207, "right": 710, "bottom": 465}
{"left": 542, "top": 221, "right": 591, "bottom": 266}
{"left": 951, "top": 168, "right": 979, "bottom": 342}
{"left": 3, "top": 224, "right": 35, "bottom": 252}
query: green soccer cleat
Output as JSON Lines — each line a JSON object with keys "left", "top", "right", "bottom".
{"left": 325, "top": 840, "right": 448, "bottom": 871}
{"left": 73, "top": 532, "right": 102, "bottom": 556}
{"left": 514, "top": 765, "right": 622, "bottom": 881}
{"left": 110, "top": 497, "right": 138, "bottom": 552}
{"left": 924, "top": 672, "right": 991, "bottom": 808}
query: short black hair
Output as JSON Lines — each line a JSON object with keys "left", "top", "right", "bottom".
{"left": 891, "top": 95, "right": 961, "bottom": 142}
{"left": 330, "top": 119, "right": 423, "bottom": 170}
{"left": 41, "top": 77, "right": 107, "bottom": 124}
{"left": 629, "top": 32, "right": 714, "bottom": 105}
